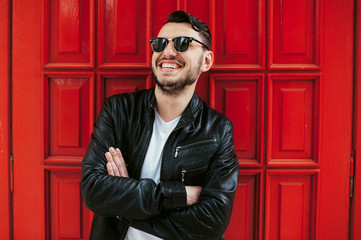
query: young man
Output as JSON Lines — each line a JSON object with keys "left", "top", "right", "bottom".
{"left": 81, "top": 11, "right": 239, "bottom": 240}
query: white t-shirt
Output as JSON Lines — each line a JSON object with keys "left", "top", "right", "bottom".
{"left": 124, "top": 111, "right": 181, "bottom": 240}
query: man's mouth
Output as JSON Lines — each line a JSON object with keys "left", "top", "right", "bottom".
{"left": 156, "top": 58, "right": 184, "bottom": 72}
{"left": 160, "top": 63, "right": 181, "bottom": 70}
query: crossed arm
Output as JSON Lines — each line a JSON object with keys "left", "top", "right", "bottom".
{"left": 82, "top": 132, "right": 238, "bottom": 239}
{"left": 82, "top": 98, "right": 238, "bottom": 239}
{"left": 105, "top": 147, "right": 203, "bottom": 206}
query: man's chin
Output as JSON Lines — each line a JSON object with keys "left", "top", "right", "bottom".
{"left": 153, "top": 73, "right": 198, "bottom": 96}
{"left": 155, "top": 76, "right": 178, "bottom": 85}
{"left": 156, "top": 83, "right": 185, "bottom": 96}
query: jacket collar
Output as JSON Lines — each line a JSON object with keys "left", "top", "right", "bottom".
{"left": 175, "top": 91, "right": 201, "bottom": 131}
{"left": 147, "top": 87, "right": 157, "bottom": 112}
{"left": 147, "top": 87, "right": 202, "bottom": 131}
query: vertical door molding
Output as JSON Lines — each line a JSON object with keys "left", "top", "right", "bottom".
{"left": 350, "top": 0, "right": 361, "bottom": 238}
{"left": 13, "top": 0, "right": 45, "bottom": 238}
{"left": 0, "top": 0, "right": 11, "bottom": 238}
{"left": 318, "top": 0, "right": 354, "bottom": 238}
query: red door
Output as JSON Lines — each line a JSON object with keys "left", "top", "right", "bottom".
{"left": 11, "top": 0, "right": 354, "bottom": 239}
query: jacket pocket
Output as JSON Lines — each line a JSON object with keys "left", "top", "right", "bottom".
{"left": 174, "top": 137, "right": 218, "bottom": 185}
{"left": 181, "top": 165, "right": 208, "bottom": 186}
{"left": 174, "top": 138, "right": 217, "bottom": 158}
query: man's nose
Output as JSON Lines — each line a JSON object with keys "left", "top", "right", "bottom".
{"left": 162, "top": 40, "right": 178, "bottom": 57}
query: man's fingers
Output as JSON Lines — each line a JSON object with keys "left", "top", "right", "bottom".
{"left": 106, "top": 147, "right": 129, "bottom": 178}
{"left": 108, "top": 147, "right": 129, "bottom": 178}
{"left": 106, "top": 162, "right": 114, "bottom": 176}
{"left": 105, "top": 151, "right": 120, "bottom": 176}
{"left": 115, "top": 148, "right": 129, "bottom": 177}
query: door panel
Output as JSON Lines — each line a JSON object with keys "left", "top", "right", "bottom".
{"left": 268, "top": 0, "right": 320, "bottom": 68}
{"left": 43, "top": 0, "right": 94, "bottom": 68}
{"left": 267, "top": 74, "right": 320, "bottom": 165}
{"left": 214, "top": 0, "right": 265, "bottom": 69}
{"left": 98, "top": 0, "right": 149, "bottom": 68}
{"left": 46, "top": 167, "right": 92, "bottom": 240}
{"left": 265, "top": 170, "right": 319, "bottom": 240}
{"left": 12, "top": 0, "right": 354, "bottom": 239}
{"left": 211, "top": 74, "right": 264, "bottom": 166}
{"left": 225, "top": 171, "right": 263, "bottom": 240}
{"left": 96, "top": 72, "right": 152, "bottom": 114}
{"left": 152, "top": 0, "right": 178, "bottom": 38}
{"left": 45, "top": 73, "right": 94, "bottom": 157}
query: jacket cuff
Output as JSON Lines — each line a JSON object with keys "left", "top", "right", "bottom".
{"left": 161, "top": 181, "right": 187, "bottom": 209}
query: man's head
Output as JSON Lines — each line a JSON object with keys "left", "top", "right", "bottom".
{"left": 165, "top": 11, "right": 212, "bottom": 51}
{"left": 150, "top": 11, "right": 214, "bottom": 96}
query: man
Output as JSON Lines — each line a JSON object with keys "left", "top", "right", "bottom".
{"left": 81, "top": 10, "right": 239, "bottom": 240}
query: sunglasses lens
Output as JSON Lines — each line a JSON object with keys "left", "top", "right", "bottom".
{"left": 173, "top": 37, "right": 190, "bottom": 52}
{"left": 151, "top": 38, "right": 167, "bottom": 52}
{"left": 150, "top": 37, "right": 192, "bottom": 52}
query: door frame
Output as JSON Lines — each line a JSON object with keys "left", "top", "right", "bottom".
{"left": 0, "top": 0, "right": 12, "bottom": 239}
{"left": 350, "top": 0, "right": 361, "bottom": 238}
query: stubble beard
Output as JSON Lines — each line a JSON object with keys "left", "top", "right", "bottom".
{"left": 152, "top": 57, "right": 203, "bottom": 96}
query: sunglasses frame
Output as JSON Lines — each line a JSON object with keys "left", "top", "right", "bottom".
{"left": 149, "top": 36, "right": 209, "bottom": 53}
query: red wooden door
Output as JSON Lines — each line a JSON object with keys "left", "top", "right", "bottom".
{"left": 11, "top": 0, "right": 354, "bottom": 239}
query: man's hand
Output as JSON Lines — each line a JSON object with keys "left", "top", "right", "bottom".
{"left": 185, "top": 186, "right": 203, "bottom": 205}
{"left": 105, "top": 147, "right": 129, "bottom": 177}
{"left": 105, "top": 147, "right": 202, "bottom": 205}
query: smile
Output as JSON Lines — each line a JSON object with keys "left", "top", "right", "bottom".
{"left": 161, "top": 63, "right": 181, "bottom": 69}
{"left": 157, "top": 59, "right": 184, "bottom": 72}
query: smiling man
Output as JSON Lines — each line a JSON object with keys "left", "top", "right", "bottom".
{"left": 81, "top": 11, "right": 239, "bottom": 240}
{"left": 151, "top": 22, "right": 210, "bottom": 97}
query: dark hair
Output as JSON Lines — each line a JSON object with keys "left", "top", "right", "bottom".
{"left": 165, "top": 11, "right": 212, "bottom": 50}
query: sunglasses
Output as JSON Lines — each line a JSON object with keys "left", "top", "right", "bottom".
{"left": 149, "top": 36, "right": 209, "bottom": 53}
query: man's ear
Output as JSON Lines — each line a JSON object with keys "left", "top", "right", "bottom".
{"left": 201, "top": 51, "right": 214, "bottom": 72}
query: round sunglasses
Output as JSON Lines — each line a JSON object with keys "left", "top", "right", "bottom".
{"left": 149, "top": 36, "right": 209, "bottom": 53}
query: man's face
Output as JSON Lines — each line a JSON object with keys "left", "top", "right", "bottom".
{"left": 151, "top": 22, "right": 208, "bottom": 95}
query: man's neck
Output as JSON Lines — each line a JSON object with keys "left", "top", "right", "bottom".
{"left": 154, "top": 85, "right": 195, "bottom": 122}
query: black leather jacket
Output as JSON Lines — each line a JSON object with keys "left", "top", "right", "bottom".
{"left": 81, "top": 88, "right": 239, "bottom": 240}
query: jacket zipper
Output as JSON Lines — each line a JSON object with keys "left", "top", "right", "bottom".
{"left": 181, "top": 169, "right": 186, "bottom": 182}
{"left": 159, "top": 120, "right": 195, "bottom": 181}
{"left": 181, "top": 165, "right": 208, "bottom": 182}
{"left": 174, "top": 138, "right": 217, "bottom": 158}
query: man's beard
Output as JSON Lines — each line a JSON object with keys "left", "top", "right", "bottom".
{"left": 152, "top": 56, "right": 203, "bottom": 96}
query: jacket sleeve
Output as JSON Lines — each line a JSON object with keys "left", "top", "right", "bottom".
{"left": 81, "top": 97, "right": 187, "bottom": 220}
{"left": 130, "top": 121, "right": 239, "bottom": 240}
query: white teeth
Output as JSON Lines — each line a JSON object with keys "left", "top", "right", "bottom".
{"left": 162, "top": 63, "right": 177, "bottom": 69}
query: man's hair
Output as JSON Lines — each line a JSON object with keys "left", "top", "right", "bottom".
{"left": 165, "top": 11, "right": 212, "bottom": 50}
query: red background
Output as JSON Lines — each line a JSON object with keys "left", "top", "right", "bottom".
{"left": 1, "top": 0, "right": 361, "bottom": 239}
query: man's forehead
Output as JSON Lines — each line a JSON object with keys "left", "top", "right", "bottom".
{"left": 157, "top": 22, "right": 199, "bottom": 38}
